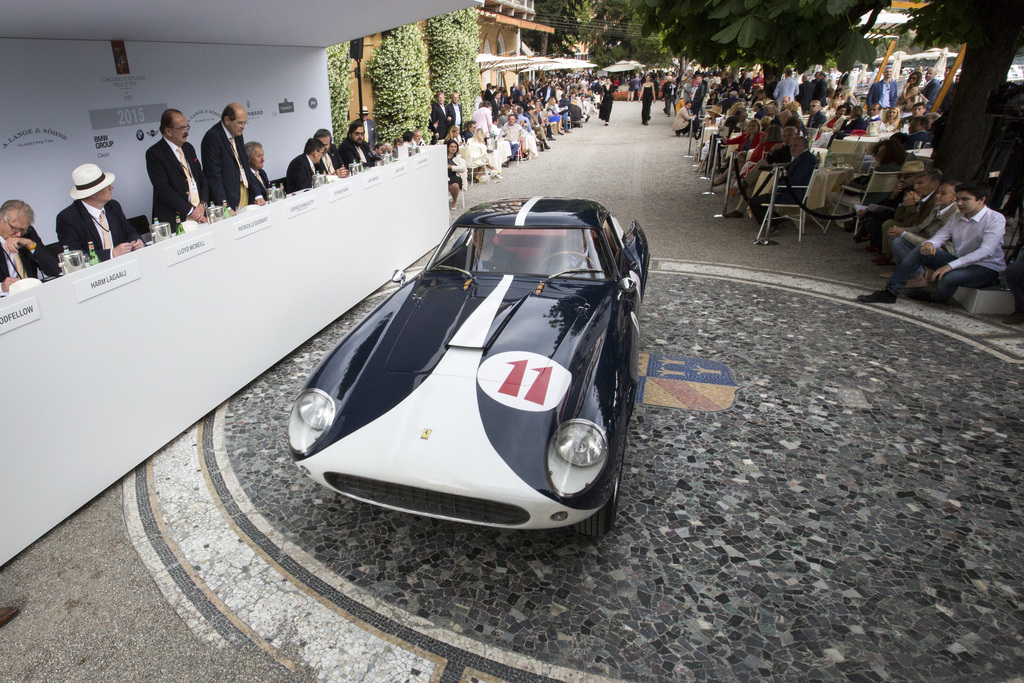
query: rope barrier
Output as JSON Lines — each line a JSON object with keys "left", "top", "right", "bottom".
{"left": 726, "top": 154, "right": 859, "bottom": 221}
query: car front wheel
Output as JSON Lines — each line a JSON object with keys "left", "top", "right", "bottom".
{"left": 575, "top": 465, "right": 621, "bottom": 537}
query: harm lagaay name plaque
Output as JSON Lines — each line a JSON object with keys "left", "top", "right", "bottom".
{"left": 73, "top": 259, "right": 142, "bottom": 302}
{"left": 233, "top": 211, "right": 273, "bottom": 239}
{"left": 0, "top": 297, "right": 41, "bottom": 336}
{"left": 166, "top": 231, "right": 216, "bottom": 266}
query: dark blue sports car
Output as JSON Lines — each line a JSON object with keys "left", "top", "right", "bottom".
{"left": 288, "top": 197, "right": 649, "bottom": 535}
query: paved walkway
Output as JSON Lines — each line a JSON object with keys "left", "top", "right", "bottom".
{"left": 2, "top": 101, "right": 1023, "bottom": 682}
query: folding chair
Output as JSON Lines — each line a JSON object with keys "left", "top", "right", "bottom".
{"left": 771, "top": 167, "right": 822, "bottom": 242}
{"left": 827, "top": 169, "right": 900, "bottom": 234}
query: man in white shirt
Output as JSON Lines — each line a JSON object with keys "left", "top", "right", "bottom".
{"left": 859, "top": 183, "right": 1006, "bottom": 304}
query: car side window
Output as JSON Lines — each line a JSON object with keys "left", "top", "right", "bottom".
{"left": 603, "top": 218, "right": 622, "bottom": 259}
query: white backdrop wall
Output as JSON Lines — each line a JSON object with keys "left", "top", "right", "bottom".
{"left": 0, "top": 38, "right": 332, "bottom": 243}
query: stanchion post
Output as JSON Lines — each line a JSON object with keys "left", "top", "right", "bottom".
{"left": 714, "top": 153, "right": 735, "bottom": 216}
{"left": 753, "top": 166, "right": 781, "bottom": 246}
{"left": 684, "top": 120, "right": 695, "bottom": 159}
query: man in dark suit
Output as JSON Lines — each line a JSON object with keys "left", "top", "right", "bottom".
{"left": 810, "top": 72, "right": 829, "bottom": 108}
{"left": 429, "top": 92, "right": 449, "bottom": 144}
{"left": 201, "top": 103, "right": 264, "bottom": 211}
{"left": 1, "top": 200, "right": 61, "bottom": 292}
{"left": 796, "top": 77, "right": 814, "bottom": 113}
{"left": 866, "top": 66, "right": 898, "bottom": 109}
{"left": 807, "top": 100, "right": 827, "bottom": 130}
{"left": 146, "top": 109, "right": 209, "bottom": 224}
{"left": 749, "top": 136, "right": 818, "bottom": 225}
{"left": 921, "top": 67, "right": 942, "bottom": 105}
{"left": 338, "top": 120, "right": 376, "bottom": 169}
{"left": 314, "top": 129, "right": 350, "bottom": 178}
{"left": 244, "top": 141, "right": 272, "bottom": 199}
{"left": 56, "top": 164, "right": 143, "bottom": 262}
{"left": 445, "top": 92, "right": 464, "bottom": 136}
{"left": 284, "top": 138, "right": 325, "bottom": 194}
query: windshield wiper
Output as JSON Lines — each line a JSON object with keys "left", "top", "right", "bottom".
{"left": 428, "top": 264, "right": 474, "bottom": 289}
{"left": 536, "top": 268, "right": 604, "bottom": 294}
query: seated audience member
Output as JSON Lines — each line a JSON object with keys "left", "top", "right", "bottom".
{"left": 411, "top": 129, "right": 426, "bottom": 147}
{"left": 146, "top": 108, "right": 208, "bottom": 225}
{"left": 1, "top": 200, "right": 61, "bottom": 292}
{"left": 314, "top": 128, "right": 347, "bottom": 177}
{"left": 1002, "top": 257, "right": 1024, "bottom": 325}
{"left": 858, "top": 184, "right": 1006, "bottom": 304}
{"left": 374, "top": 141, "right": 393, "bottom": 160}
{"left": 831, "top": 105, "right": 866, "bottom": 141}
{"left": 444, "top": 126, "right": 463, "bottom": 146}
{"left": 56, "top": 164, "right": 143, "bottom": 261}
{"left": 906, "top": 116, "right": 931, "bottom": 148}
{"left": 338, "top": 120, "right": 376, "bottom": 169}
{"left": 882, "top": 180, "right": 959, "bottom": 288}
{"left": 846, "top": 159, "right": 923, "bottom": 234}
{"left": 465, "top": 129, "right": 501, "bottom": 180}
{"left": 245, "top": 141, "right": 271, "bottom": 198}
{"left": 880, "top": 107, "right": 902, "bottom": 134}
{"left": 865, "top": 168, "right": 943, "bottom": 259}
{"left": 807, "top": 100, "right": 826, "bottom": 130}
{"left": 749, "top": 136, "right": 818, "bottom": 226}
{"left": 502, "top": 118, "right": 522, "bottom": 160}
{"left": 838, "top": 138, "right": 906, "bottom": 207}
{"left": 446, "top": 140, "right": 465, "bottom": 210}
{"left": 284, "top": 138, "right": 325, "bottom": 194}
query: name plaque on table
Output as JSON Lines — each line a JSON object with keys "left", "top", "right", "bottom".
{"left": 391, "top": 163, "right": 408, "bottom": 178}
{"left": 0, "top": 297, "right": 41, "bottom": 336}
{"left": 73, "top": 259, "right": 141, "bottom": 303}
{"left": 234, "top": 211, "right": 274, "bottom": 238}
{"left": 362, "top": 171, "right": 384, "bottom": 189}
{"left": 329, "top": 181, "right": 355, "bottom": 202}
{"left": 285, "top": 196, "right": 317, "bottom": 220}
{"left": 415, "top": 154, "right": 431, "bottom": 169}
{"left": 166, "top": 231, "right": 216, "bottom": 266}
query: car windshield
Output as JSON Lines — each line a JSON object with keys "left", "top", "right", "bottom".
{"left": 427, "top": 227, "right": 612, "bottom": 279}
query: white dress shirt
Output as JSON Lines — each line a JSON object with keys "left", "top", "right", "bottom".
{"left": 927, "top": 205, "right": 1006, "bottom": 272}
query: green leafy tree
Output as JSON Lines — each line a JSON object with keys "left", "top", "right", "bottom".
{"left": 326, "top": 43, "right": 353, "bottom": 140}
{"left": 909, "top": 0, "right": 1023, "bottom": 178}
{"left": 365, "top": 24, "right": 432, "bottom": 146}
{"left": 526, "top": 0, "right": 592, "bottom": 56}
{"left": 586, "top": 0, "right": 672, "bottom": 68}
{"left": 636, "top": 0, "right": 1023, "bottom": 180}
{"left": 425, "top": 9, "right": 480, "bottom": 126}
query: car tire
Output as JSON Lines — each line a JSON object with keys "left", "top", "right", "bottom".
{"left": 575, "top": 465, "right": 621, "bottom": 537}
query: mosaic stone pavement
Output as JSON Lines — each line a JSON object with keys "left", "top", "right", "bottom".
{"left": 129, "top": 264, "right": 1024, "bottom": 682}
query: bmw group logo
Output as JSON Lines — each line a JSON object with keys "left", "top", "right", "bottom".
{"left": 308, "top": 97, "right": 318, "bottom": 110}
{"left": 136, "top": 129, "right": 145, "bottom": 141}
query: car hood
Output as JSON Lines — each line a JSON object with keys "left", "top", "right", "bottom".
{"left": 386, "top": 274, "right": 600, "bottom": 375}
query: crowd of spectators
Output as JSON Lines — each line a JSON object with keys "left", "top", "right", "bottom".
{"left": 652, "top": 62, "right": 1018, "bottom": 323}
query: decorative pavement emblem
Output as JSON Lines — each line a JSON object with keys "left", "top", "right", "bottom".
{"left": 638, "top": 353, "right": 738, "bottom": 411}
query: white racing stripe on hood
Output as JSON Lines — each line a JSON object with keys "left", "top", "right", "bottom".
{"left": 515, "top": 197, "right": 544, "bottom": 226}
{"left": 448, "top": 274, "right": 514, "bottom": 349}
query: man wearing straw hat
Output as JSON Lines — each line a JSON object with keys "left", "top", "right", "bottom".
{"left": 56, "top": 164, "right": 143, "bottom": 262}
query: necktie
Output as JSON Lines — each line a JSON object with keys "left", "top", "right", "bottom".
{"left": 176, "top": 148, "right": 200, "bottom": 207}
{"left": 322, "top": 152, "right": 335, "bottom": 174}
{"left": 99, "top": 210, "right": 112, "bottom": 250}
{"left": 356, "top": 146, "right": 367, "bottom": 164}
{"left": 229, "top": 138, "right": 248, "bottom": 188}
{"left": 12, "top": 250, "right": 26, "bottom": 279}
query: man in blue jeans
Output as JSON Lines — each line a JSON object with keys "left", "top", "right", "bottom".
{"left": 857, "top": 184, "right": 1006, "bottom": 304}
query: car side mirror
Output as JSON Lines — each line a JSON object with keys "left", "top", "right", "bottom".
{"left": 619, "top": 277, "right": 636, "bottom": 292}
{"left": 391, "top": 269, "right": 406, "bottom": 287}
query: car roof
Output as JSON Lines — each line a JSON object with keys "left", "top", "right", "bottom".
{"left": 455, "top": 197, "right": 609, "bottom": 229}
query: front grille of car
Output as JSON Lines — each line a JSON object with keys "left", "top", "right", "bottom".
{"left": 323, "top": 472, "right": 531, "bottom": 526}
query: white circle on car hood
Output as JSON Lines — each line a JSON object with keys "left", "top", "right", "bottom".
{"left": 476, "top": 351, "right": 572, "bottom": 412}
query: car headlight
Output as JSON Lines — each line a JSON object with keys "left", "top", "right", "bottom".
{"left": 289, "top": 389, "right": 336, "bottom": 455}
{"left": 547, "top": 419, "right": 607, "bottom": 496}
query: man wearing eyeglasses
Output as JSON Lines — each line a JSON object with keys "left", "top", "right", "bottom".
{"left": 858, "top": 184, "right": 1006, "bottom": 304}
{"left": 200, "top": 103, "right": 265, "bottom": 212}
{"left": 146, "top": 109, "right": 209, "bottom": 224}
{"left": 0, "top": 200, "right": 61, "bottom": 293}
{"left": 284, "top": 138, "right": 325, "bottom": 194}
{"left": 338, "top": 120, "right": 377, "bottom": 169}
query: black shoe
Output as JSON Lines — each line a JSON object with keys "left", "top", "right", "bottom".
{"left": 857, "top": 289, "right": 897, "bottom": 304}
{"left": 906, "top": 290, "right": 933, "bottom": 302}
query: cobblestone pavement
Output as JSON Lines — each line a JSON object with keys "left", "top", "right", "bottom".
{"left": 3, "top": 101, "right": 1023, "bottom": 682}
